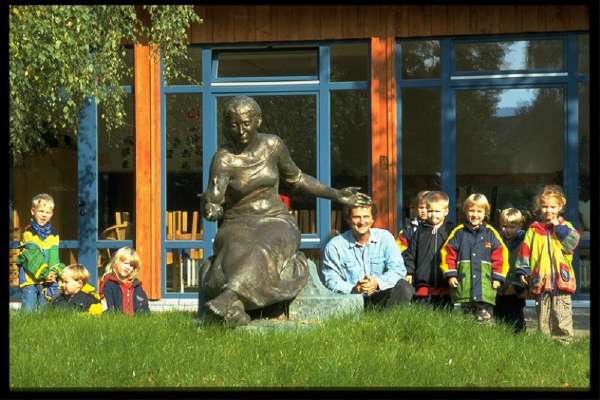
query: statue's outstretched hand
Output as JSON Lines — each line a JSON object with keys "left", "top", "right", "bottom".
{"left": 337, "top": 187, "right": 372, "bottom": 207}
{"left": 199, "top": 192, "right": 224, "bottom": 221}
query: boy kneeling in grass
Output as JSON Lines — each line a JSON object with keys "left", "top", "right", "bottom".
{"left": 51, "top": 264, "right": 103, "bottom": 315}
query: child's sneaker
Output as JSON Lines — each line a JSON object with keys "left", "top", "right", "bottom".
{"left": 476, "top": 308, "right": 492, "bottom": 322}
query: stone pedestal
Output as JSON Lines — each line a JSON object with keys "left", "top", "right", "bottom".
{"left": 287, "top": 259, "right": 363, "bottom": 321}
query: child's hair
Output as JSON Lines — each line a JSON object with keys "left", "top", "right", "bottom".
{"left": 62, "top": 264, "right": 90, "bottom": 285}
{"left": 535, "top": 185, "right": 566, "bottom": 210}
{"left": 31, "top": 193, "right": 55, "bottom": 209}
{"left": 425, "top": 191, "right": 449, "bottom": 209}
{"left": 498, "top": 208, "right": 524, "bottom": 227}
{"left": 416, "top": 190, "right": 430, "bottom": 205}
{"left": 103, "top": 247, "right": 141, "bottom": 282}
{"left": 463, "top": 193, "right": 491, "bottom": 217}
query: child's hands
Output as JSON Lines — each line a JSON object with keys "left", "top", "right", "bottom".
{"left": 492, "top": 280, "right": 501, "bottom": 289}
{"left": 448, "top": 277, "right": 459, "bottom": 288}
{"left": 46, "top": 271, "right": 57, "bottom": 283}
{"left": 405, "top": 275, "right": 413, "bottom": 285}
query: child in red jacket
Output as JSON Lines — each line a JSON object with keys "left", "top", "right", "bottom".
{"left": 99, "top": 247, "right": 149, "bottom": 315}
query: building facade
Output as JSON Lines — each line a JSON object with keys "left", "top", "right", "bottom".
{"left": 9, "top": 5, "right": 591, "bottom": 301}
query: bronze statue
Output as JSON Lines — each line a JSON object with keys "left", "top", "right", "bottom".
{"left": 199, "top": 96, "right": 370, "bottom": 326}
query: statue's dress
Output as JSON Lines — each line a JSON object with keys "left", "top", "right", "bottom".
{"left": 200, "top": 134, "right": 309, "bottom": 310}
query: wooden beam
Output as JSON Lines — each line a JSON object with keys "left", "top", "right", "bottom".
{"left": 134, "top": 44, "right": 162, "bottom": 299}
{"left": 370, "top": 35, "right": 397, "bottom": 233}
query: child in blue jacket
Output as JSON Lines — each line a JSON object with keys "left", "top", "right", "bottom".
{"left": 99, "top": 247, "right": 150, "bottom": 315}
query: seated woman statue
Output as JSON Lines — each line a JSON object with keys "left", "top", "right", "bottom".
{"left": 200, "top": 96, "right": 370, "bottom": 326}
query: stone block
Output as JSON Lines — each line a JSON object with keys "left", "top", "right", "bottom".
{"left": 287, "top": 259, "right": 363, "bottom": 321}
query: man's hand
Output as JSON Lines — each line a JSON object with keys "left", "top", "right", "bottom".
{"left": 448, "top": 277, "right": 459, "bottom": 288}
{"left": 358, "top": 275, "right": 379, "bottom": 295}
{"left": 405, "top": 275, "right": 413, "bottom": 285}
{"left": 492, "top": 280, "right": 501, "bottom": 290}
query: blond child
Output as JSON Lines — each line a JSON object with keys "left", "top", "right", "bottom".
{"left": 99, "top": 247, "right": 150, "bottom": 315}
{"left": 51, "top": 264, "right": 103, "bottom": 314}
{"left": 403, "top": 191, "right": 455, "bottom": 309}
{"left": 440, "top": 193, "right": 509, "bottom": 322}
{"left": 397, "top": 190, "right": 430, "bottom": 253}
{"left": 515, "top": 185, "right": 580, "bottom": 341}
{"left": 494, "top": 208, "right": 527, "bottom": 333}
{"left": 17, "top": 193, "right": 64, "bottom": 311}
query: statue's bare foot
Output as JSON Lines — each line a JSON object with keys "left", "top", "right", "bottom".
{"left": 224, "top": 300, "right": 251, "bottom": 327}
{"left": 206, "top": 289, "right": 237, "bottom": 318}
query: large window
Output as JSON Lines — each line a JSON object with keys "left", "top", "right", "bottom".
{"left": 456, "top": 88, "right": 563, "bottom": 225}
{"left": 397, "top": 33, "right": 589, "bottom": 299}
{"left": 400, "top": 87, "right": 441, "bottom": 223}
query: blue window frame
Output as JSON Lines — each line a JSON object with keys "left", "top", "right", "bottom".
{"left": 160, "top": 42, "right": 369, "bottom": 298}
{"left": 396, "top": 32, "right": 589, "bottom": 300}
{"left": 77, "top": 87, "right": 136, "bottom": 288}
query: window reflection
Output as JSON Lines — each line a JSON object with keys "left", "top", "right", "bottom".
{"left": 456, "top": 88, "right": 564, "bottom": 225}
{"left": 331, "top": 90, "right": 370, "bottom": 234}
{"left": 401, "top": 40, "right": 440, "bottom": 79}
{"left": 578, "top": 35, "right": 589, "bottom": 74}
{"left": 577, "top": 251, "right": 590, "bottom": 294}
{"left": 578, "top": 84, "right": 589, "bottom": 235}
{"left": 331, "top": 43, "right": 369, "bottom": 82}
{"left": 166, "top": 248, "right": 203, "bottom": 293}
{"left": 217, "top": 48, "right": 318, "bottom": 78}
{"left": 401, "top": 88, "right": 441, "bottom": 224}
{"left": 455, "top": 40, "right": 564, "bottom": 72}
{"left": 98, "top": 93, "right": 135, "bottom": 239}
{"left": 166, "top": 94, "right": 203, "bottom": 237}
{"left": 217, "top": 95, "right": 317, "bottom": 234}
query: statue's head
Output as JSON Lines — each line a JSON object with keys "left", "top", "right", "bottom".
{"left": 223, "top": 96, "right": 263, "bottom": 146}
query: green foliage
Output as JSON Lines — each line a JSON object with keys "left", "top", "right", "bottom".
{"left": 9, "top": 306, "right": 590, "bottom": 389}
{"left": 9, "top": 5, "right": 201, "bottom": 164}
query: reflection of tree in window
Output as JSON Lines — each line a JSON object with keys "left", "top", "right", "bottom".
{"left": 401, "top": 41, "right": 441, "bottom": 79}
{"left": 525, "top": 40, "right": 563, "bottom": 70}
{"left": 455, "top": 42, "right": 507, "bottom": 72}
{"left": 331, "top": 90, "right": 369, "bottom": 190}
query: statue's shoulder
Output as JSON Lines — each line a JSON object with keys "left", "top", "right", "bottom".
{"left": 260, "top": 133, "right": 283, "bottom": 148}
{"left": 257, "top": 134, "right": 286, "bottom": 158}
{"left": 211, "top": 148, "right": 234, "bottom": 168}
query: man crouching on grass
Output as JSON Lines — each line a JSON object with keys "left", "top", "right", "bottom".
{"left": 320, "top": 201, "right": 414, "bottom": 309}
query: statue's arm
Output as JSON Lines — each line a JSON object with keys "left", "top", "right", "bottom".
{"left": 200, "top": 153, "right": 229, "bottom": 221}
{"left": 277, "top": 138, "right": 371, "bottom": 206}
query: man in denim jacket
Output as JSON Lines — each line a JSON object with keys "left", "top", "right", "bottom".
{"left": 321, "top": 202, "right": 414, "bottom": 309}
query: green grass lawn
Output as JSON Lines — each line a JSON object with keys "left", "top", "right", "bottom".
{"left": 9, "top": 304, "right": 590, "bottom": 389}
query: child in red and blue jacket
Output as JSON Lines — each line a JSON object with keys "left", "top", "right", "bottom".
{"left": 440, "top": 193, "right": 508, "bottom": 322}
{"left": 99, "top": 247, "right": 150, "bottom": 315}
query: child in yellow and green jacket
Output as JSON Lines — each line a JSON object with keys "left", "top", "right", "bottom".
{"left": 515, "top": 185, "right": 580, "bottom": 341}
{"left": 17, "top": 193, "right": 64, "bottom": 311}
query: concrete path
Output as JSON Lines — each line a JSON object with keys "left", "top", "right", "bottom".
{"left": 524, "top": 306, "right": 590, "bottom": 337}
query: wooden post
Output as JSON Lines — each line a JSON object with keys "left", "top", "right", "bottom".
{"left": 134, "top": 44, "right": 162, "bottom": 299}
{"left": 370, "top": 33, "right": 397, "bottom": 233}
